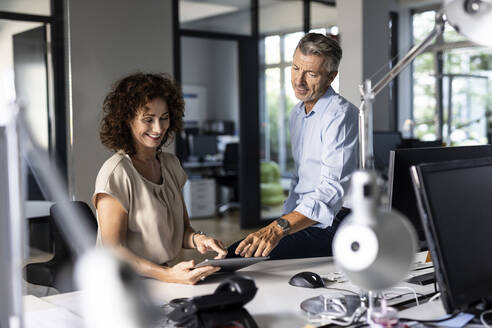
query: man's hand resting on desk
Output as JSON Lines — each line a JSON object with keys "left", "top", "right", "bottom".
{"left": 234, "top": 212, "right": 317, "bottom": 257}
{"left": 235, "top": 223, "right": 284, "bottom": 257}
{"left": 161, "top": 260, "right": 220, "bottom": 285}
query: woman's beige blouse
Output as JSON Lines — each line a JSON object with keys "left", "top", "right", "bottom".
{"left": 92, "top": 150, "right": 188, "bottom": 264}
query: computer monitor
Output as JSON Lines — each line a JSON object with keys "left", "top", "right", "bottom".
{"left": 400, "top": 138, "right": 443, "bottom": 149}
{"left": 411, "top": 157, "right": 492, "bottom": 314}
{"left": 373, "top": 131, "right": 402, "bottom": 175}
{"left": 189, "top": 135, "right": 218, "bottom": 159}
{"left": 388, "top": 145, "right": 492, "bottom": 245}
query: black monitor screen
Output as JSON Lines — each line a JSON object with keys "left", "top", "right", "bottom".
{"left": 388, "top": 145, "right": 492, "bottom": 244}
{"left": 373, "top": 131, "right": 402, "bottom": 174}
{"left": 190, "top": 135, "right": 218, "bottom": 158}
{"left": 415, "top": 157, "right": 492, "bottom": 312}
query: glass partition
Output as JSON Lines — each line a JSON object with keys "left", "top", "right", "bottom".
{"left": 411, "top": 9, "right": 492, "bottom": 143}
{"left": 259, "top": 1, "right": 304, "bottom": 220}
{"left": 442, "top": 47, "right": 492, "bottom": 146}
{"left": 258, "top": 1, "right": 338, "bottom": 220}
{"left": 0, "top": 20, "right": 50, "bottom": 151}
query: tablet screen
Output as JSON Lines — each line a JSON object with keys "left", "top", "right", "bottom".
{"left": 194, "top": 256, "right": 269, "bottom": 272}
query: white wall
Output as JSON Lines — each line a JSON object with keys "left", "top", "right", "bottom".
{"left": 397, "top": 6, "right": 414, "bottom": 137}
{"left": 210, "top": 40, "right": 239, "bottom": 124}
{"left": 181, "top": 37, "right": 213, "bottom": 123}
{"left": 68, "top": 0, "right": 174, "bottom": 207}
{"left": 181, "top": 37, "right": 239, "bottom": 129}
{"left": 337, "top": 0, "right": 364, "bottom": 108}
{"left": 338, "top": 0, "right": 392, "bottom": 131}
{"left": 364, "top": 0, "right": 391, "bottom": 131}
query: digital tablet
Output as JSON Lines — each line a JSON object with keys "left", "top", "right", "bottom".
{"left": 194, "top": 256, "right": 269, "bottom": 273}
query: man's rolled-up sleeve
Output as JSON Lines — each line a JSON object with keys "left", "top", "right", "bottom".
{"left": 294, "top": 109, "right": 358, "bottom": 228}
{"left": 282, "top": 176, "right": 299, "bottom": 214}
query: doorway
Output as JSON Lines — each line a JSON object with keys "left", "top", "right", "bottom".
{"left": 179, "top": 36, "right": 241, "bottom": 221}
{"left": 175, "top": 1, "right": 261, "bottom": 229}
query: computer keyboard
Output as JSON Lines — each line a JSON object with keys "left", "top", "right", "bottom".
{"left": 410, "top": 261, "right": 434, "bottom": 271}
{"left": 405, "top": 271, "right": 435, "bottom": 285}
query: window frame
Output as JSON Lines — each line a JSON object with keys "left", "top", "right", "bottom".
{"left": 410, "top": 6, "right": 491, "bottom": 145}
{"left": 0, "top": 0, "right": 68, "bottom": 194}
{"left": 260, "top": 32, "right": 298, "bottom": 176}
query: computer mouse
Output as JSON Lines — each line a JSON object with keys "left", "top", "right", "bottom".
{"left": 289, "top": 271, "right": 325, "bottom": 288}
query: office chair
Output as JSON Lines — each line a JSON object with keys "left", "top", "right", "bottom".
{"left": 260, "top": 161, "right": 285, "bottom": 206}
{"left": 24, "top": 201, "right": 98, "bottom": 293}
{"left": 216, "top": 142, "right": 240, "bottom": 215}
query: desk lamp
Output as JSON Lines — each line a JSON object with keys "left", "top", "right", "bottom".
{"left": 0, "top": 104, "right": 154, "bottom": 328}
{"left": 332, "top": 0, "right": 492, "bottom": 325}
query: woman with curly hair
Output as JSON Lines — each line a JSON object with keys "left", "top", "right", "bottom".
{"left": 93, "top": 73, "right": 226, "bottom": 284}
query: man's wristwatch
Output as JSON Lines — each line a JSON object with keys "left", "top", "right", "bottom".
{"left": 192, "top": 230, "right": 206, "bottom": 248}
{"left": 274, "top": 218, "right": 290, "bottom": 236}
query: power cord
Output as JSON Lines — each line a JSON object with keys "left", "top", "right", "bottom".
{"left": 400, "top": 311, "right": 460, "bottom": 323}
{"left": 480, "top": 309, "right": 492, "bottom": 328}
{"left": 383, "top": 292, "right": 425, "bottom": 303}
{"left": 434, "top": 278, "right": 439, "bottom": 293}
{"left": 427, "top": 292, "right": 441, "bottom": 303}
{"left": 308, "top": 305, "right": 367, "bottom": 327}
{"left": 323, "top": 286, "right": 359, "bottom": 295}
{"left": 386, "top": 286, "right": 420, "bottom": 306}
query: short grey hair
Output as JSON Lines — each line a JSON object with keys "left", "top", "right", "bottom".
{"left": 296, "top": 33, "right": 342, "bottom": 73}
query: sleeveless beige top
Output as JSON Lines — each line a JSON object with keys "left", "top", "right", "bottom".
{"left": 92, "top": 150, "right": 188, "bottom": 264}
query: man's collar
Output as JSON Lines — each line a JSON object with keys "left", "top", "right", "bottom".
{"left": 297, "top": 87, "right": 335, "bottom": 116}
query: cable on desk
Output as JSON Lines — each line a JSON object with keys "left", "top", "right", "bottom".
{"left": 323, "top": 286, "right": 359, "bottom": 295}
{"left": 308, "top": 306, "right": 367, "bottom": 327}
{"left": 386, "top": 286, "right": 420, "bottom": 306}
{"left": 434, "top": 278, "right": 439, "bottom": 294}
{"left": 427, "top": 292, "right": 441, "bottom": 303}
{"left": 400, "top": 311, "right": 459, "bottom": 323}
{"left": 315, "top": 318, "right": 367, "bottom": 328}
{"left": 383, "top": 292, "right": 425, "bottom": 302}
{"left": 480, "top": 309, "right": 492, "bottom": 328}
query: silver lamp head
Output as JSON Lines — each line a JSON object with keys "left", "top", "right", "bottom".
{"left": 444, "top": 0, "right": 492, "bottom": 47}
{"left": 333, "top": 170, "right": 417, "bottom": 291}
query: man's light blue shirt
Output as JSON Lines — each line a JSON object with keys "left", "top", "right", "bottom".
{"left": 283, "top": 87, "right": 359, "bottom": 229}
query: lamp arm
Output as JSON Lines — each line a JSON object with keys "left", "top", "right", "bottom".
{"left": 372, "top": 12, "right": 446, "bottom": 96}
{"left": 359, "top": 11, "right": 446, "bottom": 169}
{"left": 18, "top": 116, "right": 94, "bottom": 257}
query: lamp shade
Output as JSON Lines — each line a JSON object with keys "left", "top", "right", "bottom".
{"left": 444, "top": 0, "right": 492, "bottom": 47}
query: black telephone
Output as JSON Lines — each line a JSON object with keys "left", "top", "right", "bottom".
{"left": 168, "top": 276, "right": 258, "bottom": 328}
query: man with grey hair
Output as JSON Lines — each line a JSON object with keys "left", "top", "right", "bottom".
{"left": 231, "top": 33, "right": 358, "bottom": 260}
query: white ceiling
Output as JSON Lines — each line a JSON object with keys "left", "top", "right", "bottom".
{"left": 180, "top": 0, "right": 337, "bottom": 34}
{"left": 180, "top": 0, "right": 445, "bottom": 25}
{"left": 180, "top": 1, "right": 239, "bottom": 23}
{"left": 0, "top": 0, "right": 50, "bottom": 16}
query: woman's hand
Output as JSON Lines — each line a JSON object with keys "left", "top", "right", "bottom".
{"left": 161, "top": 260, "right": 220, "bottom": 285}
{"left": 194, "top": 234, "right": 227, "bottom": 259}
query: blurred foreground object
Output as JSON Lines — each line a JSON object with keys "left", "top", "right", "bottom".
{"left": 1, "top": 103, "right": 154, "bottom": 328}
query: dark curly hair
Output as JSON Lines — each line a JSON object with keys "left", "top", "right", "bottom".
{"left": 100, "top": 73, "right": 184, "bottom": 155}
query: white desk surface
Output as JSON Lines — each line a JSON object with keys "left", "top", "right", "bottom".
{"left": 145, "top": 256, "right": 435, "bottom": 327}
{"left": 399, "top": 299, "right": 485, "bottom": 327}
{"left": 25, "top": 254, "right": 436, "bottom": 327}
